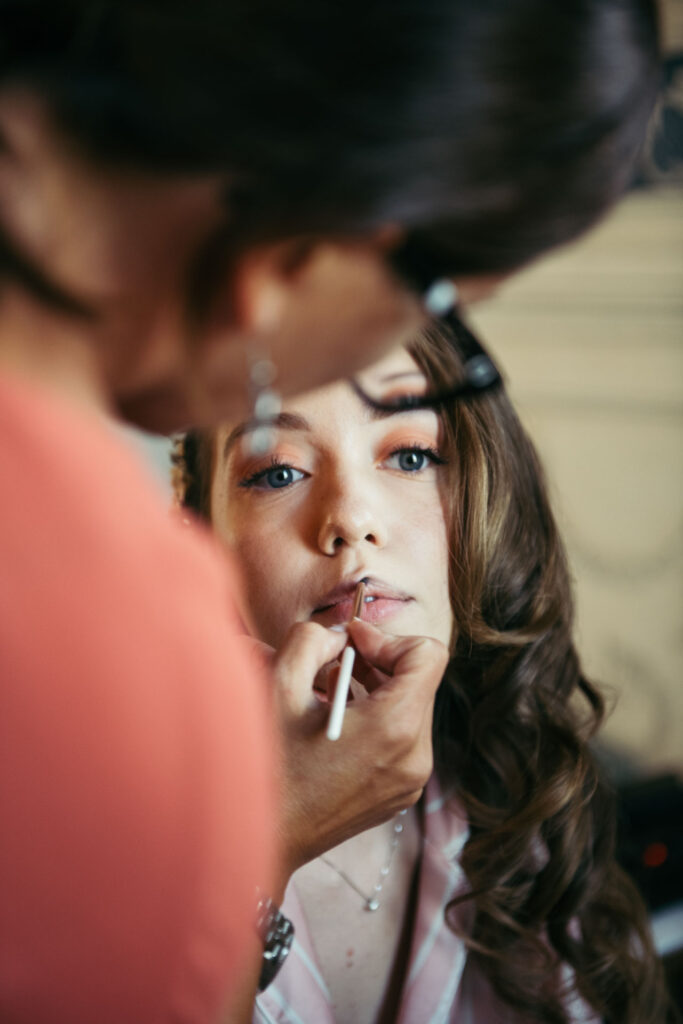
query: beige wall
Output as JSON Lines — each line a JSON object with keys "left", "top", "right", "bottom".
{"left": 469, "top": 188, "right": 683, "bottom": 775}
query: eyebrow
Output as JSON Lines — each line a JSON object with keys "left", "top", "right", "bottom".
{"left": 222, "top": 411, "right": 311, "bottom": 460}
{"left": 223, "top": 377, "right": 431, "bottom": 460}
{"left": 376, "top": 371, "right": 426, "bottom": 383}
{"left": 355, "top": 372, "right": 432, "bottom": 420}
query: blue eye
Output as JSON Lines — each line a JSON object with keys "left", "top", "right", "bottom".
{"left": 240, "top": 462, "right": 306, "bottom": 490}
{"left": 397, "top": 449, "right": 427, "bottom": 471}
{"left": 264, "top": 465, "right": 299, "bottom": 488}
{"left": 386, "top": 446, "right": 445, "bottom": 473}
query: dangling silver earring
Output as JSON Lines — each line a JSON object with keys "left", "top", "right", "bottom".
{"left": 246, "top": 352, "right": 282, "bottom": 455}
{"left": 423, "top": 278, "right": 459, "bottom": 316}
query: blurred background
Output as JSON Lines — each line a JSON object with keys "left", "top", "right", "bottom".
{"left": 123, "top": 0, "right": 683, "bottom": 1006}
{"left": 470, "top": 196, "right": 682, "bottom": 778}
{"left": 467, "top": 1, "right": 683, "bottom": 1004}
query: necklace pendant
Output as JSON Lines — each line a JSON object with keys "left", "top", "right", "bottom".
{"left": 366, "top": 898, "right": 380, "bottom": 911}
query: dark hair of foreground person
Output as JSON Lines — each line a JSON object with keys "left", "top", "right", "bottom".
{"left": 0, "top": 0, "right": 660, "bottom": 316}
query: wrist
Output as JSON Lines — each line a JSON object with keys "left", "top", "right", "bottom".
{"left": 254, "top": 890, "right": 294, "bottom": 992}
{"left": 275, "top": 816, "right": 305, "bottom": 898}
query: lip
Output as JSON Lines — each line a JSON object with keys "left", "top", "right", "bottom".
{"left": 310, "top": 575, "right": 413, "bottom": 626}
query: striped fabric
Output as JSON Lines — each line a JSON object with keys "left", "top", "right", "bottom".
{"left": 254, "top": 777, "right": 598, "bottom": 1024}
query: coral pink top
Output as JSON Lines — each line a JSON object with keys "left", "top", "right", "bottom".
{"left": 0, "top": 372, "right": 274, "bottom": 1024}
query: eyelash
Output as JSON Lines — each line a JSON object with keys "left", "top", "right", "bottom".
{"left": 387, "top": 443, "right": 447, "bottom": 470}
{"left": 238, "top": 444, "right": 447, "bottom": 491}
{"left": 239, "top": 456, "right": 301, "bottom": 489}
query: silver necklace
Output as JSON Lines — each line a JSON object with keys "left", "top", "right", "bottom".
{"left": 319, "top": 809, "right": 408, "bottom": 912}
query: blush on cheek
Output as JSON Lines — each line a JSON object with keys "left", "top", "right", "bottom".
{"left": 239, "top": 558, "right": 296, "bottom": 648}
{"left": 401, "top": 503, "right": 445, "bottom": 534}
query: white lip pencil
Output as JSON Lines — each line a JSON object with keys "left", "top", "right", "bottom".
{"left": 326, "top": 580, "right": 366, "bottom": 741}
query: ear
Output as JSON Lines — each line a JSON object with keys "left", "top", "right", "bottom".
{"left": 0, "top": 91, "right": 54, "bottom": 250}
{"left": 227, "top": 240, "right": 309, "bottom": 334}
{"left": 227, "top": 227, "right": 404, "bottom": 336}
{"left": 0, "top": 92, "right": 101, "bottom": 318}
{"left": 194, "top": 226, "right": 421, "bottom": 419}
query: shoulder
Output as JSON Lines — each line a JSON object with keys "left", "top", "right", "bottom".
{"left": 0, "top": 374, "right": 274, "bottom": 1023}
{"left": 0, "top": 370, "right": 244, "bottom": 665}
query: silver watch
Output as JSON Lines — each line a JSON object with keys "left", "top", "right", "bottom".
{"left": 255, "top": 891, "right": 294, "bottom": 992}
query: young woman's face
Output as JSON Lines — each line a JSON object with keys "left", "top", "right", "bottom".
{"left": 210, "top": 347, "right": 454, "bottom": 650}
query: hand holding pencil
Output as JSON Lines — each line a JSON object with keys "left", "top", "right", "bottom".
{"left": 326, "top": 580, "right": 366, "bottom": 741}
{"left": 265, "top": 610, "right": 448, "bottom": 891}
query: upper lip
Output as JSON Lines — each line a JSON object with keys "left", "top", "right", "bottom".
{"left": 312, "top": 575, "right": 412, "bottom": 613}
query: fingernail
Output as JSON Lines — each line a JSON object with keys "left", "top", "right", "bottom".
{"left": 329, "top": 624, "right": 348, "bottom": 634}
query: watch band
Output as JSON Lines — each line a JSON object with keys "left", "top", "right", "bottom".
{"left": 255, "top": 891, "right": 295, "bottom": 992}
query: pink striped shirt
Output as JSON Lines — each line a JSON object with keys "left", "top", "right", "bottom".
{"left": 254, "top": 777, "right": 597, "bottom": 1024}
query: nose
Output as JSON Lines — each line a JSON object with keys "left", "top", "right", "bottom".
{"left": 316, "top": 477, "right": 388, "bottom": 555}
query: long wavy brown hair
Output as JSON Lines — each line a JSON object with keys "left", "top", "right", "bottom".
{"left": 173, "top": 323, "right": 671, "bottom": 1023}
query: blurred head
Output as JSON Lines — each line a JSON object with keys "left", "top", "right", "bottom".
{"left": 0, "top": 1, "right": 660, "bottom": 430}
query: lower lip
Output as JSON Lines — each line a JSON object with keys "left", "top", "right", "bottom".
{"left": 312, "top": 596, "right": 412, "bottom": 627}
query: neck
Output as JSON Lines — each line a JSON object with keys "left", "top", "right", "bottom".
{"left": 324, "top": 814, "right": 401, "bottom": 869}
{"left": 0, "top": 285, "right": 110, "bottom": 416}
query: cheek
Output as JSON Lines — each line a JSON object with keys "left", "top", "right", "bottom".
{"left": 403, "top": 500, "right": 453, "bottom": 638}
{"left": 215, "top": 478, "right": 312, "bottom": 647}
{"left": 228, "top": 533, "right": 295, "bottom": 646}
{"left": 400, "top": 493, "right": 449, "bottom": 562}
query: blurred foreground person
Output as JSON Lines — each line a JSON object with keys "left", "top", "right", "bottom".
{"left": 0, "top": 2, "right": 660, "bottom": 1022}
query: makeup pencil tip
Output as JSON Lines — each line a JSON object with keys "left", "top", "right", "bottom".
{"left": 352, "top": 580, "right": 366, "bottom": 620}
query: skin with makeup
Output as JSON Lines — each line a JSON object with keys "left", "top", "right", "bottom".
{"left": 211, "top": 348, "right": 453, "bottom": 649}
{"left": 212, "top": 347, "right": 452, "bottom": 1022}
{"left": 203, "top": 349, "right": 451, "bottom": 1023}
{"left": 176, "top": 329, "right": 669, "bottom": 1024}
